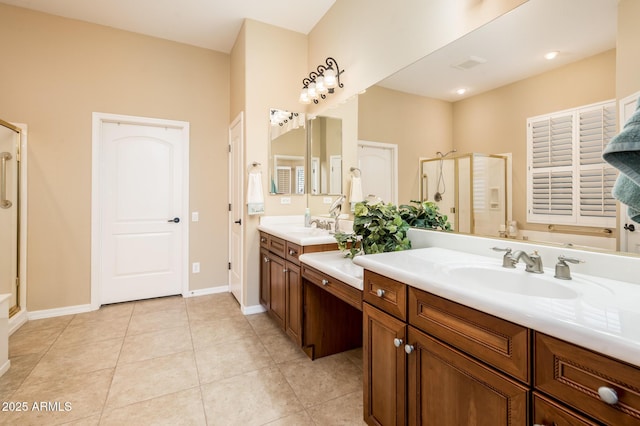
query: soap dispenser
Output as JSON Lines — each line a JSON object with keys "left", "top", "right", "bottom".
{"left": 304, "top": 208, "right": 311, "bottom": 227}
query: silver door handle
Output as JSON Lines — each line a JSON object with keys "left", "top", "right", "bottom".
{"left": 0, "top": 152, "right": 12, "bottom": 209}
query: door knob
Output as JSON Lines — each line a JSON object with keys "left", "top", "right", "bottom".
{"left": 167, "top": 217, "right": 180, "bottom": 223}
{"left": 234, "top": 219, "right": 242, "bottom": 225}
{"left": 624, "top": 223, "right": 636, "bottom": 232}
{"left": 393, "top": 338, "right": 403, "bottom": 348}
{"left": 404, "top": 344, "right": 415, "bottom": 354}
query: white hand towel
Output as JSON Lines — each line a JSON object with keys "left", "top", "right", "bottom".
{"left": 247, "top": 171, "right": 264, "bottom": 215}
{"left": 350, "top": 176, "right": 364, "bottom": 204}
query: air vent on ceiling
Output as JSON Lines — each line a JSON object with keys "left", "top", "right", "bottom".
{"left": 451, "top": 56, "right": 487, "bottom": 70}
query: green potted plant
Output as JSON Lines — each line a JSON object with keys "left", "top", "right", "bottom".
{"left": 335, "top": 199, "right": 451, "bottom": 258}
{"left": 399, "top": 200, "right": 452, "bottom": 231}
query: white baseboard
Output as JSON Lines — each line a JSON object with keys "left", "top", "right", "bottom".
{"left": 183, "top": 285, "right": 229, "bottom": 298}
{"left": 0, "top": 359, "right": 10, "bottom": 377}
{"left": 28, "top": 303, "right": 96, "bottom": 321}
{"left": 242, "top": 304, "right": 267, "bottom": 315}
{"left": 8, "top": 309, "right": 28, "bottom": 335}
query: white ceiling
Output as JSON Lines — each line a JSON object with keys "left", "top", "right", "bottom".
{"left": 377, "top": 0, "right": 618, "bottom": 101}
{"left": 0, "top": 0, "right": 336, "bottom": 53}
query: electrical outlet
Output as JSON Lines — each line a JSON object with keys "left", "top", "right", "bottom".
{"left": 192, "top": 262, "right": 200, "bottom": 273}
{"left": 192, "top": 211, "right": 199, "bottom": 222}
{"left": 281, "top": 197, "right": 291, "bottom": 205}
{"left": 323, "top": 197, "right": 333, "bottom": 204}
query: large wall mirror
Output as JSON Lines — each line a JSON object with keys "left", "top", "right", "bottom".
{"left": 269, "top": 108, "right": 306, "bottom": 195}
{"left": 355, "top": 0, "right": 640, "bottom": 257}
{"left": 308, "top": 116, "right": 342, "bottom": 195}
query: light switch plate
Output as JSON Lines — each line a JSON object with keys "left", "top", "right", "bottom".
{"left": 281, "top": 197, "right": 291, "bottom": 204}
{"left": 192, "top": 212, "right": 199, "bottom": 222}
{"left": 323, "top": 197, "right": 333, "bottom": 204}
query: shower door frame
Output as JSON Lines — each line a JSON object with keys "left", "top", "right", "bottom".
{"left": 0, "top": 119, "right": 27, "bottom": 326}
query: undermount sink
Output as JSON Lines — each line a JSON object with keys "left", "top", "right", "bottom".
{"left": 443, "top": 265, "right": 581, "bottom": 299}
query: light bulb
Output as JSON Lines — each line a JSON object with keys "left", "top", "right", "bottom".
{"left": 316, "top": 76, "right": 328, "bottom": 94}
{"left": 308, "top": 83, "right": 318, "bottom": 99}
{"left": 324, "top": 68, "right": 337, "bottom": 88}
{"left": 299, "top": 89, "right": 310, "bottom": 104}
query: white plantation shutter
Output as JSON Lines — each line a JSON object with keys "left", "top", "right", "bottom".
{"left": 276, "top": 167, "right": 291, "bottom": 194}
{"left": 527, "top": 100, "right": 616, "bottom": 227}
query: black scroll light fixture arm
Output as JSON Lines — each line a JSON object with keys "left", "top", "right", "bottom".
{"left": 300, "top": 57, "right": 344, "bottom": 104}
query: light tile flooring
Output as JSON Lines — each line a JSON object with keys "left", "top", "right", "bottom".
{"left": 0, "top": 293, "right": 365, "bottom": 425}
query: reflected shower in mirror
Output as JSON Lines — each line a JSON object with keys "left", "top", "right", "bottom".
{"left": 269, "top": 108, "right": 306, "bottom": 195}
{"left": 308, "top": 116, "right": 342, "bottom": 195}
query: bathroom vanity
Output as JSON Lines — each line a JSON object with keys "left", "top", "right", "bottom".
{"left": 258, "top": 219, "right": 363, "bottom": 359}
{"left": 354, "top": 230, "right": 640, "bottom": 426}
{"left": 257, "top": 219, "right": 640, "bottom": 424}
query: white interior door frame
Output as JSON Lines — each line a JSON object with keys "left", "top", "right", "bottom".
{"left": 228, "top": 112, "right": 244, "bottom": 306}
{"left": 618, "top": 90, "right": 640, "bottom": 253}
{"left": 91, "top": 112, "right": 190, "bottom": 310}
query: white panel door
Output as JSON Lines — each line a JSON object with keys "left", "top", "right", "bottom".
{"left": 100, "top": 121, "right": 184, "bottom": 304}
{"left": 358, "top": 141, "right": 398, "bottom": 204}
{"left": 228, "top": 113, "right": 243, "bottom": 304}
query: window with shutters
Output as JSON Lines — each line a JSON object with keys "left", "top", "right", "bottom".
{"left": 527, "top": 100, "right": 617, "bottom": 227}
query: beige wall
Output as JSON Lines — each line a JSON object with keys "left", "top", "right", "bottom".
{"left": 617, "top": 0, "right": 640, "bottom": 99}
{"left": 358, "top": 86, "right": 453, "bottom": 204}
{"left": 0, "top": 4, "right": 230, "bottom": 311}
{"left": 239, "top": 20, "right": 308, "bottom": 307}
{"left": 452, "top": 49, "right": 616, "bottom": 232}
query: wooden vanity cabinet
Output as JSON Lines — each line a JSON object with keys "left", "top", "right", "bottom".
{"left": 363, "top": 302, "right": 406, "bottom": 426}
{"left": 258, "top": 231, "right": 337, "bottom": 347}
{"left": 534, "top": 332, "right": 640, "bottom": 425}
{"left": 364, "top": 270, "right": 530, "bottom": 425}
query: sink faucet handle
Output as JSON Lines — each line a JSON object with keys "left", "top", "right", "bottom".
{"left": 555, "top": 255, "right": 584, "bottom": 280}
{"left": 558, "top": 255, "right": 584, "bottom": 264}
{"left": 491, "top": 247, "right": 516, "bottom": 268}
{"left": 491, "top": 246, "right": 512, "bottom": 254}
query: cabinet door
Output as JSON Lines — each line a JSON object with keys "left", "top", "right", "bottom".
{"left": 532, "top": 392, "right": 598, "bottom": 426}
{"left": 259, "top": 248, "right": 270, "bottom": 309}
{"left": 407, "top": 326, "right": 528, "bottom": 426}
{"left": 364, "top": 303, "right": 406, "bottom": 426}
{"left": 268, "top": 254, "right": 286, "bottom": 330}
{"left": 285, "top": 262, "right": 302, "bottom": 345}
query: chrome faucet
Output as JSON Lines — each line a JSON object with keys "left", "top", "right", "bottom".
{"left": 329, "top": 194, "right": 346, "bottom": 234}
{"left": 510, "top": 250, "right": 543, "bottom": 273}
{"left": 309, "top": 219, "right": 331, "bottom": 231}
{"left": 491, "top": 247, "right": 543, "bottom": 273}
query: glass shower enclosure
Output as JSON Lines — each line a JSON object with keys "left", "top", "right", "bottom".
{"left": 420, "top": 153, "right": 508, "bottom": 236}
{"left": 0, "top": 119, "right": 21, "bottom": 318}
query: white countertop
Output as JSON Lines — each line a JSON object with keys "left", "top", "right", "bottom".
{"left": 299, "top": 251, "right": 364, "bottom": 290}
{"left": 258, "top": 222, "right": 337, "bottom": 246}
{"left": 353, "top": 247, "right": 640, "bottom": 367}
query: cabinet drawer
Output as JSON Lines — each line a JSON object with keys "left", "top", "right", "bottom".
{"left": 535, "top": 332, "right": 640, "bottom": 425}
{"left": 409, "top": 287, "right": 530, "bottom": 383}
{"left": 285, "top": 241, "right": 302, "bottom": 265}
{"left": 259, "top": 232, "right": 269, "bottom": 249}
{"left": 302, "top": 265, "right": 362, "bottom": 310}
{"left": 363, "top": 271, "right": 407, "bottom": 321}
{"left": 533, "top": 392, "right": 598, "bottom": 426}
{"left": 267, "top": 235, "right": 286, "bottom": 258}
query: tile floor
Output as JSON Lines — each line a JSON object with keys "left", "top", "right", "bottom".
{"left": 0, "top": 293, "right": 365, "bottom": 425}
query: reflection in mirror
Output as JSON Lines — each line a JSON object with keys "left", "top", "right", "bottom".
{"left": 308, "top": 116, "right": 342, "bottom": 195}
{"left": 419, "top": 153, "right": 508, "bottom": 236}
{"left": 357, "top": 0, "right": 640, "bottom": 256}
{"left": 269, "top": 108, "right": 306, "bottom": 195}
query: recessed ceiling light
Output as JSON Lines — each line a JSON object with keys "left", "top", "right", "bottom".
{"left": 544, "top": 51, "right": 559, "bottom": 60}
{"left": 456, "top": 88, "right": 467, "bottom": 95}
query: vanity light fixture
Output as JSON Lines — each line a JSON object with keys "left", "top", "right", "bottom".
{"left": 299, "top": 57, "right": 344, "bottom": 104}
{"left": 544, "top": 51, "right": 559, "bottom": 60}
